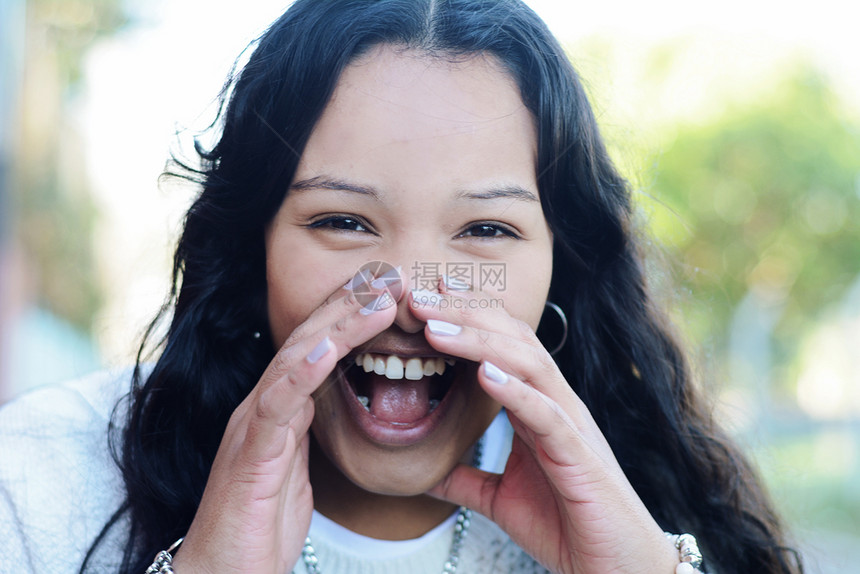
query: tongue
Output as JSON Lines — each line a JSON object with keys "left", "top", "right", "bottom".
{"left": 368, "top": 377, "right": 430, "bottom": 424}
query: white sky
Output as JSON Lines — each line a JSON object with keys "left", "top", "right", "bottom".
{"left": 77, "top": 0, "right": 860, "bottom": 363}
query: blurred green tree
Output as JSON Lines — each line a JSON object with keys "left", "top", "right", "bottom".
{"left": 14, "top": 0, "right": 126, "bottom": 332}
{"left": 642, "top": 66, "right": 860, "bottom": 394}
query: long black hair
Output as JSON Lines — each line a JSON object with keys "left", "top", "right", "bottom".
{"left": 84, "top": 0, "right": 803, "bottom": 572}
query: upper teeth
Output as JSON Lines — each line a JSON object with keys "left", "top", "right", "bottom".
{"left": 354, "top": 353, "right": 453, "bottom": 381}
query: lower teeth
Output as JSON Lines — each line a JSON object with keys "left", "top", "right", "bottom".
{"left": 429, "top": 399, "right": 440, "bottom": 412}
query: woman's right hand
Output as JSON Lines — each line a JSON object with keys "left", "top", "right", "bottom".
{"left": 171, "top": 282, "right": 397, "bottom": 574}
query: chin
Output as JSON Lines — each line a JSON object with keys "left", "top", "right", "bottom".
{"left": 346, "top": 460, "right": 451, "bottom": 497}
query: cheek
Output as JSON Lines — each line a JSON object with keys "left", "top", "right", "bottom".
{"left": 265, "top": 243, "right": 347, "bottom": 346}
{"left": 496, "top": 251, "right": 553, "bottom": 330}
{"left": 267, "top": 258, "right": 311, "bottom": 346}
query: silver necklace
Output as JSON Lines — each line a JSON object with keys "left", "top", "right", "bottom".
{"left": 302, "top": 438, "right": 484, "bottom": 574}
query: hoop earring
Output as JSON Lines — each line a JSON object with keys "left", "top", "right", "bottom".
{"left": 542, "top": 301, "right": 568, "bottom": 356}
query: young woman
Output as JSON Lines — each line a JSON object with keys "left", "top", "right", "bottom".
{"left": 0, "top": 1, "right": 803, "bottom": 573}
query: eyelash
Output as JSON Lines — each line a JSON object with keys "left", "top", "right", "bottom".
{"left": 307, "top": 215, "right": 374, "bottom": 234}
{"left": 307, "top": 215, "right": 521, "bottom": 240}
{"left": 456, "top": 222, "right": 521, "bottom": 240}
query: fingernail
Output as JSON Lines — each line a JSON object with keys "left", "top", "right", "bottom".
{"left": 410, "top": 289, "right": 441, "bottom": 307}
{"left": 442, "top": 274, "right": 471, "bottom": 292}
{"left": 426, "top": 319, "right": 462, "bottom": 336}
{"left": 306, "top": 337, "right": 333, "bottom": 364}
{"left": 359, "top": 291, "right": 395, "bottom": 315}
{"left": 343, "top": 268, "right": 371, "bottom": 291}
{"left": 483, "top": 361, "right": 508, "bottom": 384}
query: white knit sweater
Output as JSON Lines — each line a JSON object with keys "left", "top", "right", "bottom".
{"left": 0, "top": 370, "right": 549, "bottom": 573}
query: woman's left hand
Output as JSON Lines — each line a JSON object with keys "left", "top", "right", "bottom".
{"left": 409, "top": 289, "right": 680, "bottom": 574}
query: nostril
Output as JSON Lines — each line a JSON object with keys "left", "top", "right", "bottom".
{"left": 394, "top": 299, "right": 430, "bottom": 334}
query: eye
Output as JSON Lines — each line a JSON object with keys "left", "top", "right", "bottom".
{"left": 457, "top": 222, "right": 520, "bottom": 239}
{"left": 308, "top": 215, "right": 373, "bottom": 234}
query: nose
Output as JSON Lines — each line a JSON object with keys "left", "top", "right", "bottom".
{"left": 392, "top": 262, "right": 436, "bottom": 334}
{"left": 354, "top": 256, "right": 451, "bottom": 334}
{"left": 351, "top": 261, "right": 433, "bottom": 334}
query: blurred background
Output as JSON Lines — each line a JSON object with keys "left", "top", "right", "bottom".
{"left": 0, "top": 0, "right": 857, "bottom": 571}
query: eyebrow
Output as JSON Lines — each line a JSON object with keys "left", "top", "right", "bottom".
{"left": 455, "top": 185, "right": 538, "bottom": 203}
{"left": 290, "top": 176, "right": 380, "bottom": 199}
{"left": 290, "top": 176, "right": 538, "bottom": 203}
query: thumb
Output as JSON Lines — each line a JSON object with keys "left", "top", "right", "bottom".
{"left": 426, "top": 464, "right": 500, "bottom": 517}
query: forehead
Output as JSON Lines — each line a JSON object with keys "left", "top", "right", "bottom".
{"left": 295, "top": 45, "right": 537, "bottom": 190}
{"left": 336, "top": 45, "right": 530, "bottom": 130}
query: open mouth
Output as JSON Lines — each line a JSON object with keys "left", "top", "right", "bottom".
{"left": 339, "top": 353, "right": 462, "bottom": 426}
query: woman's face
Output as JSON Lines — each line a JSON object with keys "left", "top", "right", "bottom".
{"left": 265, "top": 45, "right": 553, "bottom": 496}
